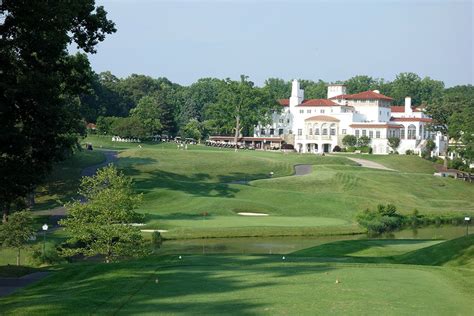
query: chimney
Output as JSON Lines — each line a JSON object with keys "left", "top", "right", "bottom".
{"left": 405, "top": 97, "right": 412, "bottom": 114}
{"left": 289, "top": 79, "right": 304, "bottom": 108}
{"left": 373, "top": 90, "right": 380, "bottom": 94}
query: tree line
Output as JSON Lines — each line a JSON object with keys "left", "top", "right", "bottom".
{"left": 81, "top": 72, "right": 449, "bottom": 141}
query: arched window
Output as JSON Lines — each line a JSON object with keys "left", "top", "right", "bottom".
{"left": 407, "top": 124, "right": 416, "bottom": 140}
{"left": 330, "top": 123, "right": 336, "bottom": 136}
{"left": 314, "top": 123, "right": 320, "bottom": 135}
{"left": 321, "top": 123, "right": 328, "bottom": 136}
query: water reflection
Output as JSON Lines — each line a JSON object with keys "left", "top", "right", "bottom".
{"left": 160, "top": 225, "right": 469, "bottom": 255}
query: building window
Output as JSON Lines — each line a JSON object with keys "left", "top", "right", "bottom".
{"left": 330, "top": 128, "right": 336, "bottom": 136}
{"left": 260, "top": 129, "right": 265, "bottom": 135}
{"left": 279, "top": 129, "right": 284, "bottom": 135}
{"left": 298, "top": 129, "right": 302, "bottom": 136}
{"left": 299, "top": 109, "right": 304, "bottom": 114}
{"left": 376, "top": 131, "right": 380, "bottom": 138}
{"left": 320, "top": 109, "right": 325, "bottom": 114}
{"left": 407, "top": 124, "right": 416, "bottom": 139}
{"left": 355, "top": 130, "right": 360, "bottom": 137}
{"left": 287, "top": 119, "right": 290, "bottom": 123}
{"left": 362, "top": 130, "right": 367, "bottom": 137}
{"left": 342, "top": 129, "right": 347, "bottom": 135}
{"left": 270, "top": 128, "right": 274, "bottom": 135}
{"left": 315, "top": 128, "right": 320, "bottom": 135}
{"left": 307, "top": 109, "right": 311, "bottom": 113}
{"left": 279, "top": 118, "right": 284, "bottom": 123}
{"left": 309, "top": 128, "right": 313, "bottom": 135}
{"left": 400, "top": 128, "right": 405, "bottom": 139}
{"left": 322, "top": 128, "right": 328, "bottom": 135}
{"left": 369, "top": 131, "right": 373, "bottom": 138}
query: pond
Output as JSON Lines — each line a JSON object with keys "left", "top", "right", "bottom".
{"left": 159, "top": 225, "right": 470, "bottom": 255}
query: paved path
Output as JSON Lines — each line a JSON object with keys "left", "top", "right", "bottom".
{"left": 81, "top": 150, "right": 118, "bottom": 177}
{"left": 0, "top": 272, "right": 49, "bottom": 297}
{"left": 344, "top": 157, "right": 395, "bottom": 171}
{"left": 294, "top": 164, "right": 312, "bottom": 176}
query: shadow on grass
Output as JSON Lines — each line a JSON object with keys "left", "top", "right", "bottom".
{"left": 0, "top": 255, "right": 334, "bottom": 315}
{"left": 119, "top": 156, "right": 271, "bottom": 199}
{"left": 291, "top": 239, "right": 446, "bottom": 264}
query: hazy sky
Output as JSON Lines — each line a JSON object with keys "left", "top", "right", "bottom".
{"left": 85, "top": 0, "right": 473, "bottom": 87}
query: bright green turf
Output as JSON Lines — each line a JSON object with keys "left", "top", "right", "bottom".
{"left": 335, "top": 153, "right": 437, "bottom": 173}
{"left": 74, "top": 135, "right": 474, "bottom": 238}
{"left": 1, "top": 253, "right": 473, "bottom": 315}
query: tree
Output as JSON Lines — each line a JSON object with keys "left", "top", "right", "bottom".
{"left": 111, "top": 117, "right": 148, "bottom": 139}
{"left": 299, "top": 79, "right": 327, "bottom": 99}
{"left": 342, "top": 135, "right": 357, "bottom": 147}
{"left": 345, "top": 75, "right": 376, "bottom": 94}
{"left": 262, "top": 78, "right": 291, "bottom": 100}
{"left": 206, "top": 75, "right": 279, "bottom": 147}
{"left": 425, "top": 92, "right": 469, "bottom": 168}
{"left": 181, "top": 119, "right": 202, "bottom": 141}
{"left": 130, "top": 96, "right": 162, "bottom": 135}
{"left": 0, "top": 211, "right": 35, "bottom": 265}
{"left": 388, "top": 137, "right": 400, "bottom": 152}
{"left": 59, "top": 165, "right": 147, "bottom": 263}
{"left": 390, "top": 72, "right": 422, "bottom": 105}
{"left": 0, "top": 1, "right": 116, "bottom": 222}
{"left": 357, "top": 136, "right": 371, "bottom": 147}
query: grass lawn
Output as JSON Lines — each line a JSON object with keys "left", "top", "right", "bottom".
{"left": 1, "top": 237, "right": 473, "bottom": 315}
{"left": 334, "top": 153, "right": 437, "bottom": 174}
{"left": 70, "top": 135, "right": 474, "bottom": 239}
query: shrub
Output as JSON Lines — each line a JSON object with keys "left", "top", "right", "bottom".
{"left": 356, "top": 204, "right": 403, "bottom": 234}
{"left": 346, "top": 146, "right": 356, "bottom": 152}
{"left": 342, "top": 135, "right": 357, "bottom": 147}
{"left": 333, "top": 145, "right": 341, "bottom": 152}
{"left": 449, "top": 158, "right": 466, "bottom": 170}
{"left": 357, "top": 136, "right": 371, "bottom": 147}
{"left": 281, "top": 143, "right": 294, "bottom": 150}
{"left": 359, "top": 146, "right": 372, "bottom": 154}
{"left": 387, "top": 137, "right": 400, "bottom": 151}
{"left": 405, "top": 149, "right": 414, "bottom": 155}
{"left": 31, "top": 244, "right": 63, "bottom": 265}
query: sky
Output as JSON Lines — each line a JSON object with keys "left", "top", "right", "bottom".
{"left": 84, "top": 0, "right": 474, "bottom": 87}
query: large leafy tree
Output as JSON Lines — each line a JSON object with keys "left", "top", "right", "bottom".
{"left": 130, "top": 95, "right": 162, "bottom": 136}
{"left": 425, "top": 92, "right": 470, "bottom": 168}
{"left": 345, "top": 75, "right": 376, "bottom": 94}
{"left": 60, "top": 165, "right": 147, "bottom": 263}
{"left": 0, "top": 1, "right": 115, "bottom": 221}
{"left": 206, "top": 75, "right": 279, "bottom": 145}
{"left": 0, "top": 211, "right": 35, "bottom": 265}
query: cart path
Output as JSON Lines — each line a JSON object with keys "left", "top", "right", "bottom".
{"left": 343, "top": 157, "right": 395, "bottom": 171}
{"left": 81, "top": 150, "right": 119, "bottom": 177}
{"left": 0, "top": 272, "right": 50, "bottom": 297}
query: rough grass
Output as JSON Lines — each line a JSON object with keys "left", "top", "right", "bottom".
{"left": 1, "top": 254, "right": 472, "bottom": 315}
{"left": 34, "top": 150, "right": 105, "bottom": 210}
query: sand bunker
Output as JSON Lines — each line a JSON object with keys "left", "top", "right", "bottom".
{"left": 140, "top": 229, "right": 168, "bottom": 233}
{"left": 237, "top": 212, "right": 269, "bottom": 216}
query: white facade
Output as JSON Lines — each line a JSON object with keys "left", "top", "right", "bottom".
{"left": 255, "top": 80, "right": 445, "bottom": 155}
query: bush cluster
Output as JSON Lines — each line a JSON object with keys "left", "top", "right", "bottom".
{"left": 357, "top": 204, "right": 472, "bottom": 235}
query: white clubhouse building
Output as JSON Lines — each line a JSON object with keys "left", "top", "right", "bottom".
{"left": 254, "top": 80, "right": 446, "bottom": 155}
